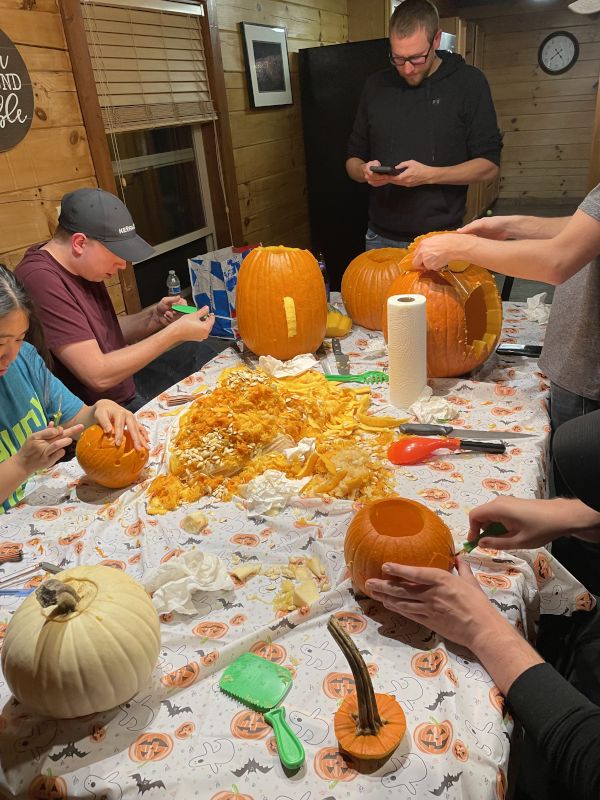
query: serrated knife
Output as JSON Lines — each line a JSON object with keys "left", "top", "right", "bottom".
{"left": 399, "top": 423, "right": 535, "bottom": 440}
{"left": 331, "top": 338, "right": 350, "bottom": 375}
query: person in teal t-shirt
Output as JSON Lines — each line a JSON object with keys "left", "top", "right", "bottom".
{"left": 0, "top": 265, "right": 148, "bottom": 512}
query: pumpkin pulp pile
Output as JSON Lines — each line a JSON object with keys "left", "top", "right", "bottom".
{"left": 147, "top": 367, "right": 402, "bottom": 513}
{"left": 328, "top": 615, "right": 406, "bottom": 760}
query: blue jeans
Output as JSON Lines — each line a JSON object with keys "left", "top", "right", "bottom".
{"left": 365, "top": 228, "right": 410, "bottom": 251}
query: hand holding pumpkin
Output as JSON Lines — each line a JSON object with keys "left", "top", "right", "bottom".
{"left": 412, "top": 232, "right": 474, "bottom": 271}
{"left": 14, "top": 423, "right": 84, "bottom": 473}
{"left": 458, "top": 216, "right": 512, "bottom": 240}
{"left": 366, "top": 558, "right": 508, "bottom": 651}
{"left": 86, "top": 399, "right": 149, "bottom": 451}
{"left": 469, "top": 495, "right": 600, "bottom": 550}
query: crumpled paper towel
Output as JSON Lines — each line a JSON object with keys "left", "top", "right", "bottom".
{"left": 525, "top": 292, "right": 550, "bottom": 324}
{"left": 259, "top": 353, "right": 318, "bottom": 377}
{"left": 143, "top": 550, "right": 233, "bottom": 614}
{"left": 409, "top": 386, "right": 458, "bottom": 423}
{"left": 283, "top": 437, "right": 315, "bottom": 460}
{"left": 240, "top": 469, "right": 311, "bottom": 517}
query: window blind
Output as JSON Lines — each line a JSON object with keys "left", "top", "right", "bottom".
{"left": 81, "top": 1, "right": 217, "bottom": 132}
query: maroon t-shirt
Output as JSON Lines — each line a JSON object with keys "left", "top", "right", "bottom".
{"left": 15, "top": 245, "right": 136, "bottom": 405}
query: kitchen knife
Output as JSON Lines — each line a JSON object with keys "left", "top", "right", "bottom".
{"left": 331, "top": 338, "right": 350, "bottom": 375}
{"left": 231, "top": 340, "right": 258, "bottom": 370}
{"left": 399, "top": 423, "right": 534, "bottom": 440}
{"left": 496, "top": 344, "right": 542, "bottom": 358}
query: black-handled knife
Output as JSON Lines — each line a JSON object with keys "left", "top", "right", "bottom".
{"left": 399, "top": 423, "right": 533, "bottom": 440}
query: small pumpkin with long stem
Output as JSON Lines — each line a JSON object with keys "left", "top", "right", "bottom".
{"left": 328, "top": 616, "right": 406, "bottom": 760}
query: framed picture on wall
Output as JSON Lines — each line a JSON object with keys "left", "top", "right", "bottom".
{"left": 240, "top": 22, "right": 293, "bottom": 108}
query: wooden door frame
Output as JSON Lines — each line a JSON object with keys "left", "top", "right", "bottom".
{"left": 58, "top": 0, "right": 243, "bottom": 312}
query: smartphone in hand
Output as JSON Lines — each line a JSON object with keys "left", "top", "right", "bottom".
{"left": 370, "top": 165, "right": 407, "bottom": 176}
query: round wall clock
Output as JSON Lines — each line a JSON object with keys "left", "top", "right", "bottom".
{"left": 537, "top": 30, "right": 579, "bottom": 75}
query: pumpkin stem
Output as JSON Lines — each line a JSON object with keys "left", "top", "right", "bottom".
{"left": 327, "top": 616, "right": 383, "bottom": 735}
{"left": 36, "top": 579, "right": 80, "bottom": 614}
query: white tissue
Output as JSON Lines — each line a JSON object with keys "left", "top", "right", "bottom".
{"left": 283, "top": 437, "right": 316, "bottom": 460}
{"left": 241, "top": 469, "right": 311, "bottom": 517}
{"left": 259, "top": 353, "right": 319, "bottom": 377}
{"left": 409, "top": 386, "right": 458, "bottom": 423}
{"left": 387, "top": 294, "right": 428, "bottom": 410}
{"left": 144, "top": 550, "right": 233, "bottom": 614}
{"left": 525, "top": 292, "right": 550, "bottom": 324}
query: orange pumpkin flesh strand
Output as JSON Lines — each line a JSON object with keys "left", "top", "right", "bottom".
{"left": 328, "top": 616, "right": 406, "bottom": 760}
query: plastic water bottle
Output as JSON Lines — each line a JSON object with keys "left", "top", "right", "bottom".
{"left": 317, "top": 252, "right": 330, "bottom": 301}
{"left": 166, "top": 269, "right": 181, "bottom": 296}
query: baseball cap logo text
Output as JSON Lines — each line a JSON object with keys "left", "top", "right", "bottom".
{"left": 58, "top": 188, "right": 154, "bottom": 262}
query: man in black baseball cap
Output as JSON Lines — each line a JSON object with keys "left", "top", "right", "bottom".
{"left": 58, "top": 187, "right": 155, "bottom": 263}
{"left": 15, "top": 187, "right": 214, "bottom": 411}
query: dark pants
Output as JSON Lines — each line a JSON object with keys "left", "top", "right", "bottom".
{"left": 548, "top": 382, "right": 600, "bottom": 595}
{"left": 132, "top": 338, "right": 231, "bottom": 406}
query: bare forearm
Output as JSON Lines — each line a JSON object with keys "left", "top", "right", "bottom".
{"left": 346, "top": 157, "right": 367, "bottom": 183}
{"left": 470, "top": 620, "right": 544, "bottom": 696}
{"left": 58, "top": 326, "right": 180, "bottom": 393}
{"left": 119, "top": 304, "right": 163, "bottom": 343}
{"left": 428, "top": 158, "right": 498, "bottom": 185}
{"left": 498, "top": 215, "right": 571, "bottom": 240}
{"left": 0, "top": 458, "right": 30, "bottom": 507}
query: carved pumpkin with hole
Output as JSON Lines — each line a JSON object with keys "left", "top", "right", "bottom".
{"left": 1, "top": 566, "right": 160, "bottom": 718}
{"left": 76, "top": 424, "right": 148, "bottom": 489}
{"left": 236, "top": 245, "right": 327, "bottom": 360}
{"left": 345, "top": 496, "right": 454, "bottom": 597}
{"left": 383, "top": 233, "right": 503, "bottom": 377}
{"left": 341, "top": 247, "right": 407, "bottom": 330}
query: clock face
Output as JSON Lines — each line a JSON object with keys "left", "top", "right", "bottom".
{"left": 538, "top": 31, "right": 579, "bottom": 75}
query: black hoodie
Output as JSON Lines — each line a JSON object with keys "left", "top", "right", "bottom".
{"left": 347, "top": 51, "right": 502, "bottom": 241}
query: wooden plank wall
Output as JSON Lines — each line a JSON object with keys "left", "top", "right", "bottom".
{"left": 217, "top": 0, "right": 347, "bottom": 248}
{"left": 0, "top": 0, "right": 125, "bottom": 313}
{"left": 459, "top": 0, "right": 600, "bottom": 200}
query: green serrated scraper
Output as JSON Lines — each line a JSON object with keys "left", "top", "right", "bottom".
{"left": 219, "top": 652, "right": 305, "bottom": 770}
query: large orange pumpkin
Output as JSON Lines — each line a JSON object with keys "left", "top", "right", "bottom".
{"left": 236, "top": 245, "right": 327, "bottom": 359}
{"left": 341, "top": 247, "right": 407, "bottom": 330}
{"left": 76, "top": 424, "right": 148, "bottom": 489}
{"left": 345, "top": 496, "right": 454, "bottom": 596}
{"left": 383, "top": 233, "right": 503, "bottom": 377}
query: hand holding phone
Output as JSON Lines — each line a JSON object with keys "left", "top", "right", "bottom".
{"left": 370, "top": 165, "right": 407, "bottom": 176}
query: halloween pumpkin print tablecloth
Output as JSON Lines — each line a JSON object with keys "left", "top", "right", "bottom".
{"left": 0, "top": 303, "right": 592, "bottom": 800}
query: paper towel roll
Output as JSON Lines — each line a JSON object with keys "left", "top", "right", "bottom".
{"left": 387, "top": 294, "right": 427, "bottom": 410}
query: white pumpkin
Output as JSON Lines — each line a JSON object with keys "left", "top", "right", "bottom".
{"left": 1, "top": 565, "right": 160, "bottom": 718}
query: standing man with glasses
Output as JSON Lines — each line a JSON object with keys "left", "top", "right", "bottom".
{"left": 346, "top": 0, "right": 502, "bottom": 250}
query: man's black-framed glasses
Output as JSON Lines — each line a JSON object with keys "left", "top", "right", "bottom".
{"left": 389, "top": 39, "right": 434, "bottom": 67}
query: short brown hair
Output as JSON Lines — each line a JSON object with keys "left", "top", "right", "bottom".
{"left": 390, "top": 0, "right": 440, "bottom": 42}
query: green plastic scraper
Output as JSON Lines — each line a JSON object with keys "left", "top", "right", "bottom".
{"left": 219, "top": 652, "right": 305, "bottom": 770}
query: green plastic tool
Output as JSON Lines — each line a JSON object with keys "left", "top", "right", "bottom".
{"left": 172, "top": 304, "right": 198, "bottom": 314}
{"left": 219, "top": 653, "right": 305, "bottom": 770}
{"left": 460, "top": 521, "right": 509, "bottom": 554}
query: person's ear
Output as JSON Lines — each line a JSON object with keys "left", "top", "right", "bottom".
{"left": 433, "top": 29, "right": 442, "bottom": 49}
{"left": 71, "top": 233, "right": 88, "bottom": 255}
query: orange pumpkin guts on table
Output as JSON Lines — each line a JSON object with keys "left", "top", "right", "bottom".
{"left": 341, "top": 247, "right": 407, "bottom": 331}
{"left": 383, "top": 232, "right": 503, "bottom": 377}
{"left": 236, "top": 245, "right": 327, "bottom": 360}
{"left": 76, "top": 424, "right": 149, "bottom": 489}
{"left": 345, "top": 496, "right": 455, "bottom": 597}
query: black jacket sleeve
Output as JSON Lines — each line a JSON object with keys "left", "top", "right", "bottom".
{"left": 507, "top": 663, "right": 600, "bottom": 800}
{"left": 463, "top": 70, "right": 502, "bottom": 166}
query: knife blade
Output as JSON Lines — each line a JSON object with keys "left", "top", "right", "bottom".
{"left": 231, "top": 340, "right": 257, "bottom": 370}
{"left": 399, "top": 423, "right": 535, "bottom": 440}
{"left": 331, "top": 338, "right": 350, "bottom": 375}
